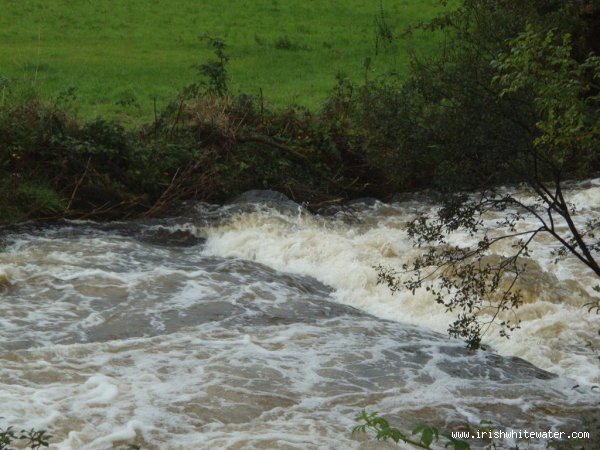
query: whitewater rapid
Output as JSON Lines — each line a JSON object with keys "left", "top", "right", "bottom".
{"left": 202, "top": 187, "right": 600, "bottom": 386}
{"left": 0, "top": 182, "right": 598, "bottom": 449}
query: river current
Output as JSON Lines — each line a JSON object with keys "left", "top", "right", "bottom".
{"left": 0, "top": 183, "right": 599, "bottom": 449}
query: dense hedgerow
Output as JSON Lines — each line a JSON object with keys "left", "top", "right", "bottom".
{"left": 0, "top": 81, "right": 367, "bottom": 222}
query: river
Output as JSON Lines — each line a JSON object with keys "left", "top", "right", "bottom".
{"left": 0, "top": 184, "right": 598, "bottom": 449}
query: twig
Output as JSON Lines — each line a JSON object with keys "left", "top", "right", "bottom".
{"left": 66, "top": 157, "right": 91, "bottom": 211}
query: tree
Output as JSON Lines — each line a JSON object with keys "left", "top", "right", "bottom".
{"left": 377, "top": 1, "right": 600, "bottom": 349}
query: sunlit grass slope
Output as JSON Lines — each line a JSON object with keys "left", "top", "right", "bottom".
{"left": 0, "top": 0, "right": 445, "bottom": 122}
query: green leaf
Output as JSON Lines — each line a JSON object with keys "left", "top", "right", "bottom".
{"left": 413, "top": 423, "right": 439, "bottom": 447}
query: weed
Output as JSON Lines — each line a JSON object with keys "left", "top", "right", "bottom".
{"left": 0, "top": 426, "right": 51, "bottom": 450}
{"left": 374, "top": 0, "right": 394, "bottom": 54}
{"left": 353, "top": 410, "right": 471, "bottom": 449}
{"left": 193, "top": 35, "right": 229, "bottom": 97}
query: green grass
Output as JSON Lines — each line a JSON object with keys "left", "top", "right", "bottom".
{"left": 0, "top": 0, "right": 446, "bottom": 123}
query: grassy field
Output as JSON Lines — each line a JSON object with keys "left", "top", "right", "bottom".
{"left": 0, "top": 0, "right": 445, "bottom": 123}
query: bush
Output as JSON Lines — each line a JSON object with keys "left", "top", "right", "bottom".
{"left": 321, "top": 1, "right": 600, "bottom": 194}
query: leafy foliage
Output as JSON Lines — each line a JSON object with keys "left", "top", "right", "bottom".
{"left": 0, "top": 426, "right": 51, "bottom": 450}
{"left": 353, "top": 410, "right": 471, "bottom": 450}
{"left": 491, "top": 25, "right": 600, "bottom": 176}
{"left": 193, "top": 35, "right": 229, "bottom": 97}
{"left": 326, "top": 1, "right": 600, "bottom": 195}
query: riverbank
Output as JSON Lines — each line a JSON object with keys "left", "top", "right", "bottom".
{"left": 0, "top": 81, "right": 436, "bottom": 225}
{"left": 3, "top": 0, "right": 598, "bottom": 230}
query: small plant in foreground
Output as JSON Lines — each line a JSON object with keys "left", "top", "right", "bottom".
{"left": 0, "top": 426, "right": 51, "bottom": 450}
{"left": 353, "top": 410, "right": 472, "bottom": 449}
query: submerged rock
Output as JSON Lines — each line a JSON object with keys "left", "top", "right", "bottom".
{"left": 227, "top": 189, "right": 305, "bottom": 214}
{"left": 229, "top": 189, "right": 294, "bottom": 205}
{"left": 137, "top": 228, "right": 206, "bottom": 247}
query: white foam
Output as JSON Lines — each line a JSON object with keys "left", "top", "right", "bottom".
{"left": 202, "top": 199, "right": 600, "bottom": 386}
